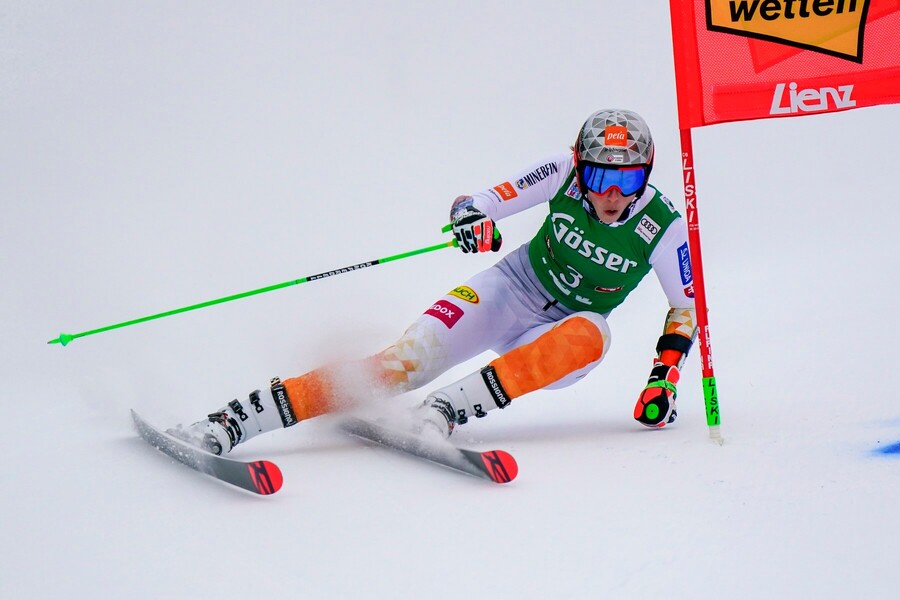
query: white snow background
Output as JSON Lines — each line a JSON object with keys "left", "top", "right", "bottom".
{"left": 2, "top": 2, "right": 898, "bottom": 598}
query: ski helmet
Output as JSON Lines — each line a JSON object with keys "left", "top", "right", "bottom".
{"left": 574, "top": 109, "right": 655, "bottom": 200}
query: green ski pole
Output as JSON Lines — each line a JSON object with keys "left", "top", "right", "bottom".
{"left": 49, "top": 238, "right": 458, "bottom": 347}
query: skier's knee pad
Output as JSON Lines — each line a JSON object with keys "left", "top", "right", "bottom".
{"left": 489, "top": 314, "right": 609, "bottom": 398}
{"left": 566, "top": 312, "right": 611, "bottom": 352}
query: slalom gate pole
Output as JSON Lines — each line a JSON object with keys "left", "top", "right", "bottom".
{"left": 680, "top": 128, "right": 723, "bottom": 444}
{"left": 48, "top": 238, "right": 458, "bottom": 347}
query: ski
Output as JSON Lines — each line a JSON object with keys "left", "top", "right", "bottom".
{"left": 340, "top": 416, "right": 518, "bottom": 484}
{"left": 131, "top": 410, "right": 283, "bottom": 495}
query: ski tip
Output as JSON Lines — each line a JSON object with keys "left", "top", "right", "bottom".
{"left": 248, "top": 460, "right": 284, "bottom": 495}
{"left": 263, "top": 461, "right": 284, "bottom": 494}
{"left": 481, "top": 450, "right": 518, "bottom": 484}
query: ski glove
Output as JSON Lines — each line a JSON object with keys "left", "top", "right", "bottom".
{"left": 451, "top": 208, "right": 502, "bottom": 254}
{"left": 634, "top": 362, "right": 680, "bottom": 428}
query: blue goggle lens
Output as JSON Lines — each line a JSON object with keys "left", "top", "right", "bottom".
{"left": 582, "top": 165, "right": 646, "bottom": 196}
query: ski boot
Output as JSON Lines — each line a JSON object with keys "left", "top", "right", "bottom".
{"left": 411, "top": 365, "right": 512, "bottom": 440}
{"left": 168, "top": 377, "right": 297, "bottom": 455}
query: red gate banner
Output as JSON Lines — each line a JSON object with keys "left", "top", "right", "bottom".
{"left": 670, "top": 0, "right": 900, "bottom": 128}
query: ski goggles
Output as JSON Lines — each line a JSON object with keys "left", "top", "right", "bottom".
{"left": 581, "top": 164, "right": 647, "bottom": 196}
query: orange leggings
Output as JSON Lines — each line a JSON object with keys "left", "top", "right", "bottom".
{"left": 281, "top": 313, "right": 608, "bottom": 420}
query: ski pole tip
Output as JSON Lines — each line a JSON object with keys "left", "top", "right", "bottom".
{"left": 48, "top": 333, "right": 75, "bottom": 347}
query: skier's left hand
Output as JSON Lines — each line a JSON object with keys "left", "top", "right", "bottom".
{"left": 634, "top": 362, "right": 679, "bottom": 428}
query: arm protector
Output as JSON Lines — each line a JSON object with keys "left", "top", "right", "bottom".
{"left": 656, "top": 308, "right": 697, "bottom": 369}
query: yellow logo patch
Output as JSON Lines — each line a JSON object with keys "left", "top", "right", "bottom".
{"left": 449, "top": 286, "right": 479, "bottom": 304}
{"left": 706, "top": 0, "right": 869, "bottom": 63}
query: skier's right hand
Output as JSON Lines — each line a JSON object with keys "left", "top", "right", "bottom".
{"left": 633, "top": 362, "right": 680, "bottom": 428}
{"left": 451, "top": 208, "right": 502, "bottom": 254}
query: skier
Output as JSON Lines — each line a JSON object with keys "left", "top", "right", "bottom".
{"left": 171, "top": 109, "right": 697, "bottom": 455}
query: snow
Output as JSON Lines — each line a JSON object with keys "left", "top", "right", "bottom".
{"left": 2, "top": 2, "right": 899, "bottom": 598}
